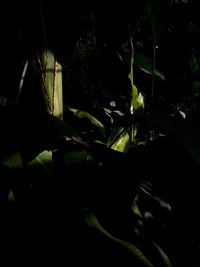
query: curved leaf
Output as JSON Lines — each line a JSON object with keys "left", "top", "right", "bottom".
{"left": 111, "top": 130, "right": 130, "bottom": 153}
{"left": 27, "top": 150, "right": 55, "bottom": 183}
{"left": 63, "top": 150, "right": 89, "bottom": 166}
{"left": 0, "top": 150, "right": 23, "bottom": 169}
{"left": 151, "top": 241, "right": 173, "bottom": 267}
{"left": 135, "top": 52, "right": 166, "bottom": 81}
{"left": 131, "top": 92, "right": 145, "bottom": 115}
{"left": 81, "top": 208, "right": 155, "bottom": 267}
{"left": 189, "top": 54, "right": 200, "bottom": 75}
{"left": 48, "top": 114, "right": 80, "bottom": 138}
{"left": 8, "top": 190, "right": 15, "bottom": 202}
{"left": 107, "top": 126, "right": 125, "bottom": 148}
{"left": 68, "top": 107, "right": 106, "bottom": 138}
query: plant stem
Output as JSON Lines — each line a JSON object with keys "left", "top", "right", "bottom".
{"left": 151, "top": 45, "right": 157, "bottom": 103}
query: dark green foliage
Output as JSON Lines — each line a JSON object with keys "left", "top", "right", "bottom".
{"left": 1, "top": 0, "right": 200, "bottom": 266}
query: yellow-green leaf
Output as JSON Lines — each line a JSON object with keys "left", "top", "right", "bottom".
{"left": 8, "top": 190, "right": 15, "bottom": 202}
{"left": 131, "top": 92, "right": 145, "bottom": 114}
{"left": 111, "top": 131, "right": 130, "bottom": 153}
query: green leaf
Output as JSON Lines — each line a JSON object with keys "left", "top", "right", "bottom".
{"left": 151, "top": 241, "right": 172, "bottom": 267}
{"left": 8, "top": 190, "right": 15, "bottom": 202}
{"left": 63, "top": 150, "right": 89, "bottom": 166}
{"left": 107, "top": 127, "right": 124, "bottom": 147}
{"left": 27, "top": 150, "right": 55, "bottom": 182}
{"left": 189, "top": 54, "right": 200, "bottom": 75}
{"left": 68, "top": 107, "right": 106, "bottom": 138}
{"left": 127, "top": 26, "right": 146, "bottom": 116}
{"left": 128, "top": 28, "right": 138, "bottom": 99}
{"left": 16, "top": 60, "right": 29, "bottom": 106}
{"left": 135, "top": 52, "right": 166, "bottom": 81}
{"left": 48, "top": 114, "right": 80, "bottom": 138}
{"left": 131, "top": 92, "right": 145, "bottom": 115}
{"left": 0, "top": 95, "right": 7, "bottom": 106}
{"left": 81, "top": 208, "right": 155, "bottom": 267}
{"left": 192, "top": 81, "right": 200, "bottom": 90}
{"left": 0, "top": 150, "right": 23, "bottom": 169}
{"left": 111, "top": 130, "right": 130, "bottom": 153}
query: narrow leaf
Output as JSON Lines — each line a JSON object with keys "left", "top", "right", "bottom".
{"left": 151, "top": 241, "right": 173, "bottom": 267}
{"left": 189, "top": 54, "right": 200, "bottom": 75}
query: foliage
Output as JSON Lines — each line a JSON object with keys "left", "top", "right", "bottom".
{"left": 1, "top": 0, "right": 200, "bottom": 266}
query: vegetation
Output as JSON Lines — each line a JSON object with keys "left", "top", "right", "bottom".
{"left": 1, "top": 0, "right": 200, "bottom": 266}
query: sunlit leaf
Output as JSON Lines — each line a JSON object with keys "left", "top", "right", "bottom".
{"left": 177, "top": 110, "right": 186, "bottom": 119}
{"left": 130, "top": 84, "right": 139, "bottom": 112}
{"left": 107, "top": 127, "right": 124, "bottom": 147}
{"left": 111, "top": 130, "right": 130, "bottom": 153}
{"left": 109, "top": 100, "right": 116, "bottom": 107}
{"left": 131, "top": 92, "right": 145, "bottom": 114}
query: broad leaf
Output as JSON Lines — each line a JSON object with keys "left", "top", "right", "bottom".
{"left": 107, "top": 127, "right": 125, "bottom": 148}
{"left": 131, "top": 92, "right": 145, "bottom": 115}
{"left": 63, "top": 150, "right": 90, "bottom": 166}
{"left": 27, "top": 150, "right": 55, "bottom": 183}
{"left": 68, "top": 107, "right": 106, "bottom": 139}
{"left": 48, "top": 114, "right": 80, "bottom": 138}
{"left": 135, "top": 52, "right": 166, "bottom": 81}
{"left": 0, "top": 150, "right": 23, "bottom": 169}
{"left": 81, "top": 208, "right": 155, "bottom": 267}
{"left": 111, "top": 130, "right": 130, "bottom": 153}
